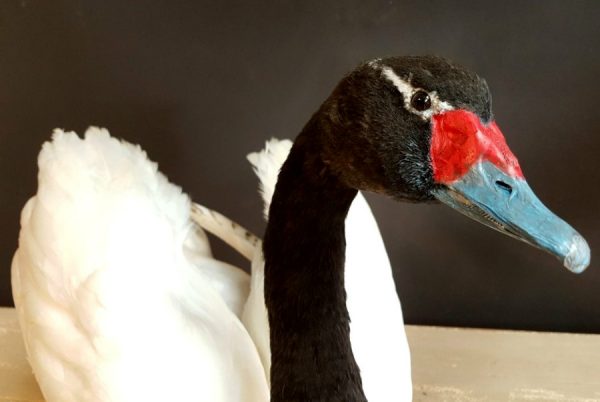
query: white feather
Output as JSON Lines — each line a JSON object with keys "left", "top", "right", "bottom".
{"left": 12, "top": 128, "right": 268, "bottom": 402}
{"left": 246, "top": 138, "right": 293, "bottom": 220}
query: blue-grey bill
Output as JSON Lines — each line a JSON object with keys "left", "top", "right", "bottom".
{"left": 433, "top": 161, "right": 590, "bottom": 273}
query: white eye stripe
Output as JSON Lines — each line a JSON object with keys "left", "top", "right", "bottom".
{"left": 378, "top": 65, "right": 454, "bottom": 120}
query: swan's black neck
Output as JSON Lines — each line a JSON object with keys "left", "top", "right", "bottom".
{"left": 263, "top": 116, "right": 365, "bottom": 402}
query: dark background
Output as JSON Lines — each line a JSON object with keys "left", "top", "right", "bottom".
{"left": 1, "top": 1, "right": 599, "bottom": 333}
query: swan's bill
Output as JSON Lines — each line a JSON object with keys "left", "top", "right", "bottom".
{"left": 433, "top": 160, "right": 590, "bottom": 274}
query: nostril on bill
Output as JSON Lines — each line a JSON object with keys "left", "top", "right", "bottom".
{"left": 495, "top": 180, "right": 513, "bottom": 195}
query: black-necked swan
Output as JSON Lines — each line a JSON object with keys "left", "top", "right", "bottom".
{"left": 11, "top": 55, "right": 589, "bottom": 402}
{"left": 258, "top": 55, "right": 588, "bottom": 401}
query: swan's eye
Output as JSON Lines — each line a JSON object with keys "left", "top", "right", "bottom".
{"left": 410, "top": 90, "right": 431, "bottom": 111}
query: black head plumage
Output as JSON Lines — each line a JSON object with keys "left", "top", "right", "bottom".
{"left": 306, "top": 55, "right": 492, "bottom": 202}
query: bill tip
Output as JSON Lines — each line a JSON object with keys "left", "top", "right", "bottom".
{"left": 564, "top": 234, "right": 590, "bottom": 274}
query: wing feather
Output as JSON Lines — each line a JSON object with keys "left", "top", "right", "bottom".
{"left": 12, "top": 128, "right": 268, "bottom": 402}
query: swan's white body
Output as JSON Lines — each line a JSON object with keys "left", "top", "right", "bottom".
{"left": 12, "top": 128, "right": 411, "bottom": 401}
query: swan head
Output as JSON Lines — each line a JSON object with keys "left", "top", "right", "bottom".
{"left": 307, "top": 55, "right": 590, "bottom": 273}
